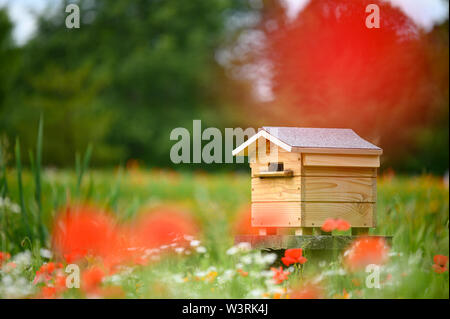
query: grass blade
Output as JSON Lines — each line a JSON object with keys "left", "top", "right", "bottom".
{"left": 76, "top": 143, "right": 93, "bottom": 197}
{"left": 15, "top": 138, "right": 32, "bottom": 240}
{"left": 34, "top": 115, "right": 46, "bottom": 244}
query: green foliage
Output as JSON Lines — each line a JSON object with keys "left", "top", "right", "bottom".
{"left": 0, "top": 0, "right": 256, "bottom": 167}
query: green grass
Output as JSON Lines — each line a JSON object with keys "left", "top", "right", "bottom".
{"left": 0, "top": 168, "right": 449, "bottom": 298}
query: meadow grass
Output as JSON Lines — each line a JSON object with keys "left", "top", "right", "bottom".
{"left": 0, "top": 168, "right": 448, "bottom": 298}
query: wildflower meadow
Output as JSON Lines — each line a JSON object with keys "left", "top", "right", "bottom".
{"left": 0, "top": 150, "right": 448, "bottom": 298}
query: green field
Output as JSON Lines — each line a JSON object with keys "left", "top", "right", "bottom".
{"left": 0, "top": 169, "right": 449, "bottom": 298}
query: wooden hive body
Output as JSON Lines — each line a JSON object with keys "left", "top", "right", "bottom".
{"left": 233, "top": 127, "right": 382, "bottom": 233}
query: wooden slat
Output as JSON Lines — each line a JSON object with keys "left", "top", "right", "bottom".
{"left": 251, "top": 177, "right": 301, "bottom": 202}
{"left": 250, "top": 147, "right": 300, "bottom": 164}
{"left": 254, "top": 170, "right": 294, "bottom": 178}
{"left": 301, "top": 202, "right": 375, "bottom": 227}
{"left": 302, "top": 154, "right": 380, "bottom": 168}
{"left": 302, "top": 177, "right": 376, "bottom": 202}
{"left": 251, "top": 161, "right": 301, "bottom": 177}
{"left": 302, "top": 166, "right": 377, "bottom": 177}
{"left": 252, "top": 202, "right": 301, "bottom": 227}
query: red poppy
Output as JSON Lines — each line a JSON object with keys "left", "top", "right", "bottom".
{"left": 290, "top": 283, "right": 322, "bottom": 299}
{"left": 132, "top": 207, "right": 198, "bottom": 249}
{"left": 343, "top": 237, "right": 389, "bottom": 271}
{"left": 41, "top": 286, "right": 57, "bottom": 299}
{"left": 321, "top": 218, "right": 351, "bottom": 232}
{"left": 335, "top": 219, "right": 351, "bottom": 231}
{"left": 281, "top": 248, "right": 308, "bottom": 266}
{"left": 82, "top": 266, "right": 105, "bottom": 293}
{"left": 432, "top": 255, "right": 448, "bottom": 274}
{"left": 271, "top": 266, "right": 290, "bottom": 284}
{"left": 237, "top": 268, "right": 249, "bottom": 277}
{"left": 433, "top": 255, "right": 448, "bottom": 267}
{"left": 33, "top": 262, "right": 64, "bottom": 285}
{"left": 52, "top": 205, "right": 120, "bottom": 264}
{"left": 231, "top": 205, "right": 259, "bottom": 236}
{"left": 321, "top": 219, "right": 337, "bottom": 232}
{"left": 0, "top": 252, "right": 11, "bottom": 264}
{"left": 432, "top": 264, "right": 448, "bottom": 274}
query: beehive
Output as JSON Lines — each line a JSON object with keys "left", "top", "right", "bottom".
{"left": 232, "top": 127, "right": 382, "bottom": 235}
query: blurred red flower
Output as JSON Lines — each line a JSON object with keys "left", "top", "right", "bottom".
{"left": 52, "top": 205, "right": 120, "bottom": 264}
{"left": 33, "top": 262, "right": 64, "bottom": 285}
{"left": 289, "top": 283, "right": 322, "bottom": 299}
{"left": 0, "top": 252, "right": 10, "bottom": 264}
{"left": 281, "top": 248, "right": 307, "bottom": 266}
{"left": 231, "top": 205, "right": 259, "bottom": 236}
{"left": 41, "top": 286, "right": 57, "bottom": 299}
{"left": 434, "top": 255, "right": 448, "bottom": 267}
{"left": 343, "top": 237, "right": 389, "bottom": 271}
{"left": 321, "top": 218, "right": 351, "bottom": 232}
{"left": 132, "top": 207, "right": 198, "bottom": 249}
{"left": 432, "top": 255, "right": 448, "bottom": 274}
{"left": 271, "top": 266, "right": 290, "bottom": 284}
{"left": 82, "top": 266, "right": 105, "bottom": 293}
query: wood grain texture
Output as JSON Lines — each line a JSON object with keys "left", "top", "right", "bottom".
{"left": 251, "top": 176, "right": 301, "bottom": 202}
{"left": 302, "top": 177, "right": 376, "bottom": 202}
{"left": 250, "top": 146, "right": 300, "bottom": 164}
{"left": 254, "top": 170, "right": 294, "bottom": 178}
{"left": 302, "top": 166, "right": 377, "bottom": 177}
{"left": 303, "top": 154, "right": 380, "bottom": 168}
{"left": 251, "top": 161, "right": 301, "bottom": 177}
{"left": 301, "top": 202, "right": 375, "bottom": 227}
{"left": 251, "top": 202, "right": 301, "bottom": 227}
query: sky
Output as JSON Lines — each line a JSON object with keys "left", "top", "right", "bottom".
{"left": 0, "top": 0, "right": 449, "bottom": 45}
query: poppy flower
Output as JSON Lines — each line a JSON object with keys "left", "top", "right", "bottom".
{"left": 0, "top": 252, "right": 11, "bottom": 264}
{"left": 289, "top": 283, "right": 322, "bottom": 299}
{"left": 432, "top": 255, "right": 448, "bottom": 274}
{"left": 41, "top": 286, "right": 57, "bottom": 299}
{"left": 231, "top": 205, "right": 259, "bottom": 236}
{"left": 343, "top": 237, "right": 389, "bottom": 271}
{"left": 271, "top": 266, "right": 290, "bottom": 284}
{"left": 321, "top": 218, "right": 351, "bottom": 232}
{"left": 335, "top": 219, "right": 351, "bottom": 231}
{"left": 281, "top": 248, "right": 308, "bottom": 266}
{"left": 237, "top": 268, "right": 249, "bottom": 277}
{"left": 33, "top": 262, "right": 64, "bottom": 285}
{"left": 82, "top": 266, "right": 105, "bottom": 293}
{"left": 132, "top": 207, "right": 198, "bottom": 249}
{"left": 433, "top": 255, "right": 448, "bottom": 267}
{"left": 52, "top": 205, "right": 120, "bottom": 264}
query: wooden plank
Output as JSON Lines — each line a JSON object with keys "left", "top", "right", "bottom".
{"left": 302, "top": 154, "right": 380, "bottom": 168}
{"left": 251, "top": 202, "right": 301, "bottom": 227}
{"left": 254, "top": 170, "right": 293, "bottom": 178}
{"left": 291, "top": 147, "right": 382, "bottom": 155}
{"left": 250, "top": 146, "right": 300, "bottom": 164}
{"left": 251, "top": 161, "right": 301, "bottom": 177}
{"left": 251, "top": 176, "right": 301, "bottom": 202}
{"left": 302, "top": 176, "right": 376, "bottom": 202}
{"left": 301, "top": 202, "right": 375, "bottom": 227}
{"left": 302, "top": 166, "right": 377, "bottom": 177}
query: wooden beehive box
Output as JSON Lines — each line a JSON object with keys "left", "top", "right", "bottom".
{"left": 232, "top": 127, "right": 382, "bottom": 236}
